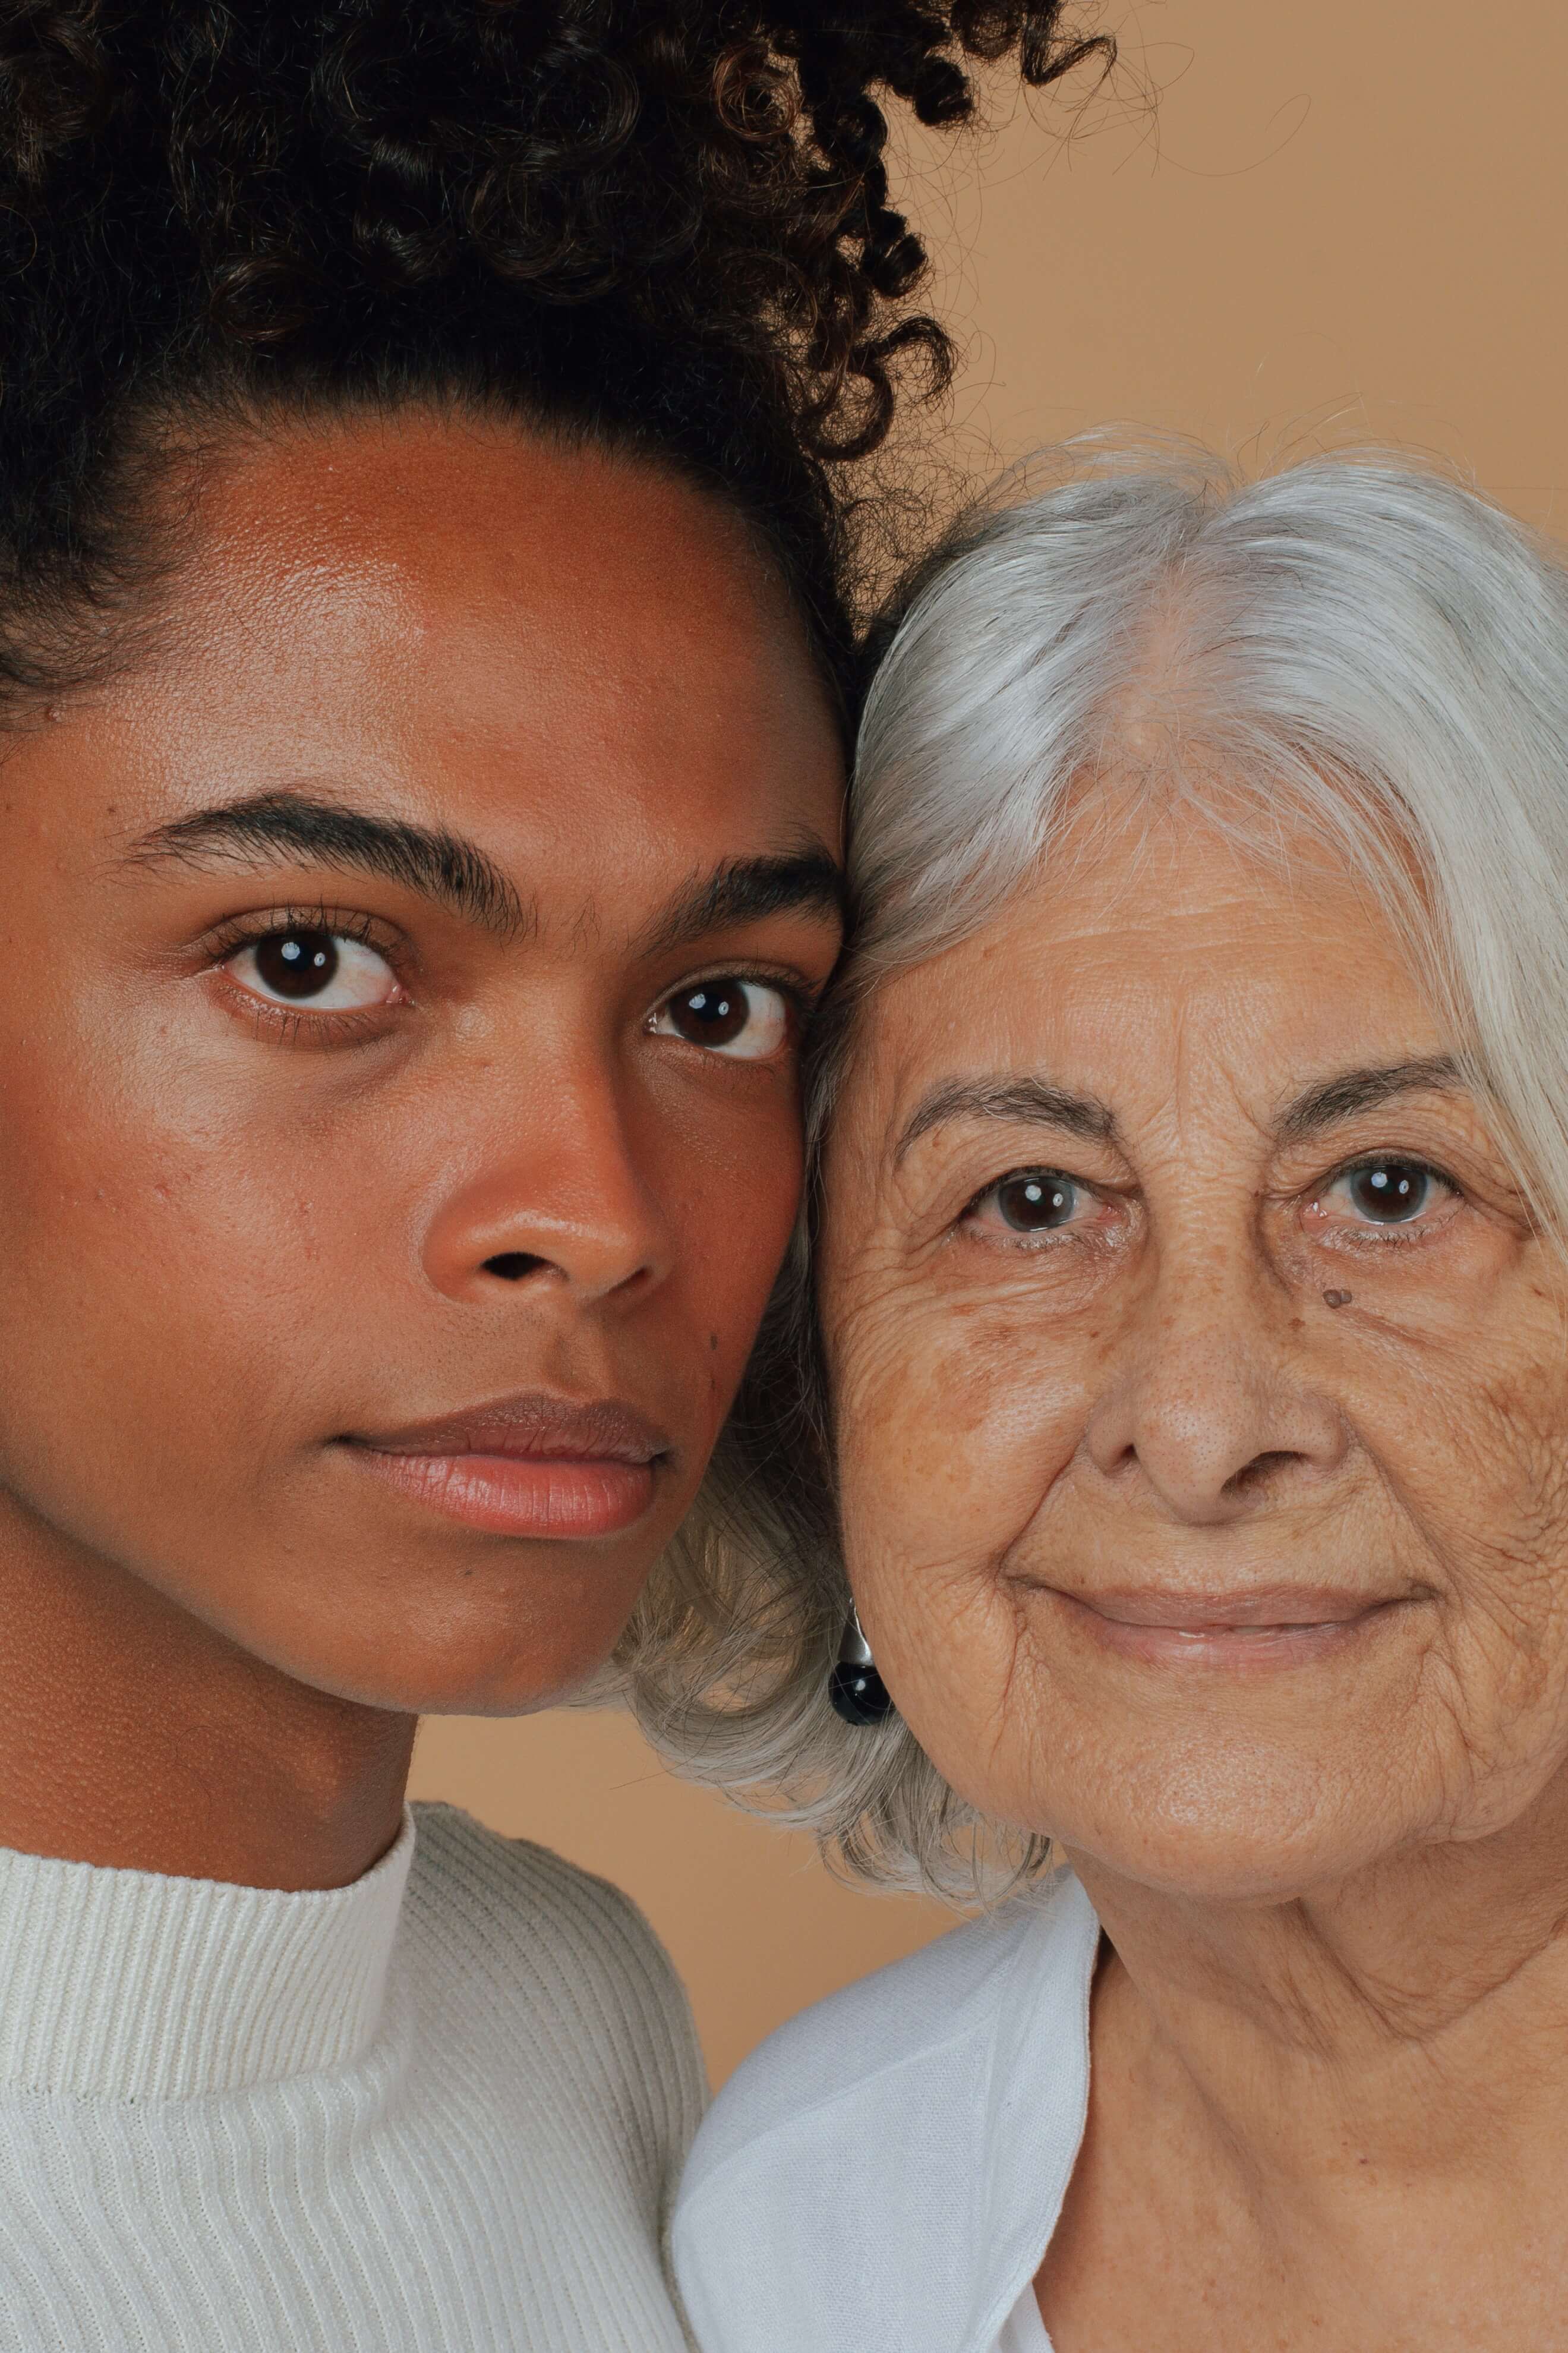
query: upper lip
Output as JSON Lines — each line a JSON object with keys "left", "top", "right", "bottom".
{"left": 348, "top": 1392, "right": 671, "bottom": 1465}
{"left": 1052, "top": 1584, "right": 1414, "bottom": 1628}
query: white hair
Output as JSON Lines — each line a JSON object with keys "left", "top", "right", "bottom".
{"left": 610, "top": 435, "right": 1568, "bottom": 1902}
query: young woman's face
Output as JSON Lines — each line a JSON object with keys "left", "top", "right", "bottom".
{"left": 0, "top": 415, "right": 844, "bottom": 1714}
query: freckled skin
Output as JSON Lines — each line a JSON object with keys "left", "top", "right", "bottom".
{"left": 0, "top": 414, "right": 843, "bottom": 1891}
{"left": 822, "top": 795, "right": 1568, "bottom": 2349}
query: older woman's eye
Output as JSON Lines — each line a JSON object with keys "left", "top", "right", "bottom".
{"left": 1322, "top": 1157, "right": 1453, "bottom": 1227}
{"left": 969, "top": 1169, "right": 1083, "bottom": 1234}
{"left": 651, "top": 978, "right": 791, "bottom": 1060}
{"left": 226, "top": 928, "right": 400, "bottom": 1012}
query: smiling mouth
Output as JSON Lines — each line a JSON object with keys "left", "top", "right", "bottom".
{"left": 338, "top": 1392, "right": 671, "bottom": 1541}
{"left": 1040, "top": 1583, "right": 1421, "bottom": 1668}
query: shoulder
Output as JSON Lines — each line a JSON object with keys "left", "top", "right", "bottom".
{"left": 672, "top": 1869, "right": 1097, "bottom": 2353}
{"left": 679, "top": 1892, "right": 1036, "bottom": 2192}
{"left": 403, "top": 1801, "right": 706, "bottom": 2143}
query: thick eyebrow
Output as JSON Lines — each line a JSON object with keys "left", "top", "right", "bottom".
{"left": 895, "top": 1076, "right": 1118, "bottom": 1167}
{"left": 640, "top": 849, "right": 846, "bottom": 956}
{"left": 128, "top": 792, "right": 527, "bottom": 938}
{"left": 1274, "top": 1055, "right": 1467, "bottom": 1142}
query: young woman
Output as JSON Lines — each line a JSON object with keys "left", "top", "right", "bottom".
{"left": 0, "top": 5, "right": 1103, "bottom": 2346}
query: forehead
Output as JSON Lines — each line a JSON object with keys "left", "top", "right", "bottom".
{"left": 68, "top": 413, "right": 843, "bottom": 890}
{"left": 857, "top": 796, "right": 1449, "bottom": 1127}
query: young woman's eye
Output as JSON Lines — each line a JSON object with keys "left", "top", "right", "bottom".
{"left": 1322, "top": 1157, "right": 1453, "bottom": 1227}
{"left": 225, "top": 928, "right": 400, "bottom": 1013}
{"left": 968, "top": 1168, "right": 1084, "bottom": 1235}
{"left": 651, "top": 978, "right": 791, "bottom": 1060}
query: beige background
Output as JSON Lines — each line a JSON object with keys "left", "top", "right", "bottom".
{"left": 410, "top": 0, "right": 1568, "bottom": 2087}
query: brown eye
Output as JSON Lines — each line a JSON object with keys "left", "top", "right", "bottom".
{"left": 255, "top": 930, "right": 338, "bottom": 999}
{"left": 966, "top": 1168, "right": 1086, "bottom": 1239}
{"left": 651, "top": 978, "right": 790, "bottom": 1061}
{"left": 994, "top": 1171, "right": 1079, "bottom": 1231}
{"left": 226, "top": 929, "right": 399, "bottom": 1012}
{"left": 1343, "top": 1159, "right": 1433, "bottom": 1223}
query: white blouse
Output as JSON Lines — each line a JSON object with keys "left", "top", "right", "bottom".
{"left": 673, "top": 1865, "right": 1098, "bottom": 2353}
{"left": 996, "top": 2281, "right": 1053, "bottom": 2351}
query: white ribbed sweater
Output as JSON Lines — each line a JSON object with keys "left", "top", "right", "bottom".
{"left": 0, "top": 1801, "right": 706, "bottom": 2351}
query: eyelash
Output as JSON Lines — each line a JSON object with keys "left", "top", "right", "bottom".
{"left": 201, "top": 905, "right": 411, "bottom": 1049}
{"left": 651, "top": 965, "right": 815, "bottom": 1025}
{"left": 201, "top": 916, "right": 820, "bottom": 1056}
{"left": 1307, "top": 1152, "right": 1462, "bottom": 1249}
{"left": 951, "top": 1151, "right": 1466, "bottom": 1258}
{"left": 955, "top": 1167, "right": 1116, "bottom": 1254}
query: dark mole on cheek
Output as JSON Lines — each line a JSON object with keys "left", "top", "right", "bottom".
{"left": 709, "top": 1333, "right": 719, "bottom": 1352}
{"left": 1323, "top": 1289, "right": 1353, "bottom": 1310}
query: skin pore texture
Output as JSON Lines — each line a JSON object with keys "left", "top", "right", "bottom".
{"left": 0, "top": 412, "right": 844, "bottom": 1894}
{"left": 822, "top": 793, "right": 1568, "bottom": 2352}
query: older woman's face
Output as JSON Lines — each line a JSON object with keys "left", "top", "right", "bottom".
{"left": 822, "top": 793, "right": 1568, "bottom": 1900}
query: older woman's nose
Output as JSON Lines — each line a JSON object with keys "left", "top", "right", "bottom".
{"left": 1083, "top": 1256, "right": 1349, "bottom": 1523}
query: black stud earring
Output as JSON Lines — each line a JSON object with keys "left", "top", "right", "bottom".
{"left": 828, "top": 1607, "right": 894, "bottom": 1727}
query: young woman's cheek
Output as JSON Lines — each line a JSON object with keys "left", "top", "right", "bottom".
{"left": 639, "top": 1080, "right": 807, "bottom": 1431}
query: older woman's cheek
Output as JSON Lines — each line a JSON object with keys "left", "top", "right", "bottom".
{"left": 1393, "top": 1350, "right": 1568, "bottom": 1834}
{"left": 832, "top": 1278, "right": 1089, "bottom": 1721}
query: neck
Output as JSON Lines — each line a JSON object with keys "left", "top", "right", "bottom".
{"left": 0, "top": 1496, "right": 415, "bottom": 1892}
{"left": 1069, "top": 1775, "right": 1568, "bottom": 2201}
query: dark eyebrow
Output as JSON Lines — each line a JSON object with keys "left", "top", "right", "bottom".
{"left": 128, "top": 792, "right": 527, "bottom": 938}
{"left": 641, "top": 849, "right": 845, "bottom": 956}
{"left": 895, "top": 1076, "right": 1117, "bottom": 1167}
{"left": 1274, "top": 1055, "right": 1467, "bottom": 1142}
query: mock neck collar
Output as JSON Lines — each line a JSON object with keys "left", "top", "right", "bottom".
{"left": 0, "top": 1809, "right": 415, "bottom": 2100}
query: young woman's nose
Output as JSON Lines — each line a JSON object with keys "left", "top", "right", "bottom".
{"left": 1083, "top": 1245, "right": 1348, "bottom": 1522}
{"left": 419, "top": 1069, "right": 672, "bottom": 1309}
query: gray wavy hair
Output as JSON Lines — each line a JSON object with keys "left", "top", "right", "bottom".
{"left": 602, "top": 433, "right": 1568, "bottom": 1903}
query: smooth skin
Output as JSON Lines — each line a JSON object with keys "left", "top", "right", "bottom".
{"left": 822, "top": 791, "right": 1568, "bottom": 2351}
{"left": 0, "top": 413, "right": 843, "bottom": 1894}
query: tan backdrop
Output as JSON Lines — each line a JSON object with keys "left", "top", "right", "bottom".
{"left": 411, "top": 0, "right": 1568, "bottom": 2087}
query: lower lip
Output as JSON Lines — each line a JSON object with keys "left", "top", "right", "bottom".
{"left": 1046, "top": 1589, "right": 1402, "bottom": 1670}
{"left": 347, "top": 1449, "right": 657, "bottom": 1538}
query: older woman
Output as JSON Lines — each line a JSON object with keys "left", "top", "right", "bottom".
{"left": 657, "top": 443, "right": 1568, "bottom": 2351}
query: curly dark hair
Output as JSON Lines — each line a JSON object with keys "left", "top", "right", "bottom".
{"left": 0, "top": 0, "right": 1109, "bottom": 720}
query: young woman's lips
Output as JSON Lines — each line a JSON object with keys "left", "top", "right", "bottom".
{"left": 342, "top": 1394, "right": 670, "bottom": 1540}
{"left": 1044, "top": 1583, "right": 1415, "bottom": 1670}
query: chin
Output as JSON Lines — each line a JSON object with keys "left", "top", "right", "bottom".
{"left": 243, "top": 1583, "right": 641, "bottom": 1719}
{"left": 998, "top": 1730, "right": 1426, "bottom": 1907}
{"left": 1061, "top": 1790, "right": 1415, "bottom": 1907}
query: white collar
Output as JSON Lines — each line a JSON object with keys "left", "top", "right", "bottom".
{"left": 0, "top": 1811, "right": 415, "bottom": 2100}
{"left": 673, "top": 1865, "right": 1099, "bottom": 2353}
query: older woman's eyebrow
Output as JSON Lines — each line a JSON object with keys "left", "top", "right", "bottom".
{"left": 895, "top": 1078, "right": 1117, "bottom": 1166}
{"left": 1274, "top": 1055, "right": 1466, "bottom": 1141}
{"left": 128, "top": 791, "right": 527, "bottom": 938}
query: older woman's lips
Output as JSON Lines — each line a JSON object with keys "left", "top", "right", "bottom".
{"left": 1049, "top": 1585, "right": 1409, "bottom": 1669}
{"left": 340, "top": 1393, "right": 668, "bottom": 1539}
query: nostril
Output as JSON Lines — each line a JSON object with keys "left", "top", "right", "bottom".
{"left": 482, "top": 1252, "right": 546, "bottom": 1283}
{"left": 1223, "top": 1448, "right": 1300, "bottom": 1497}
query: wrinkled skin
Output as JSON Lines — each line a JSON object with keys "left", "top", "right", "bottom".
{"left": 822, "top": 794, "right": 1568, "bottom": 2349}
{"left": 0, "top": 415, "right": 843, "bottom": 1889}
